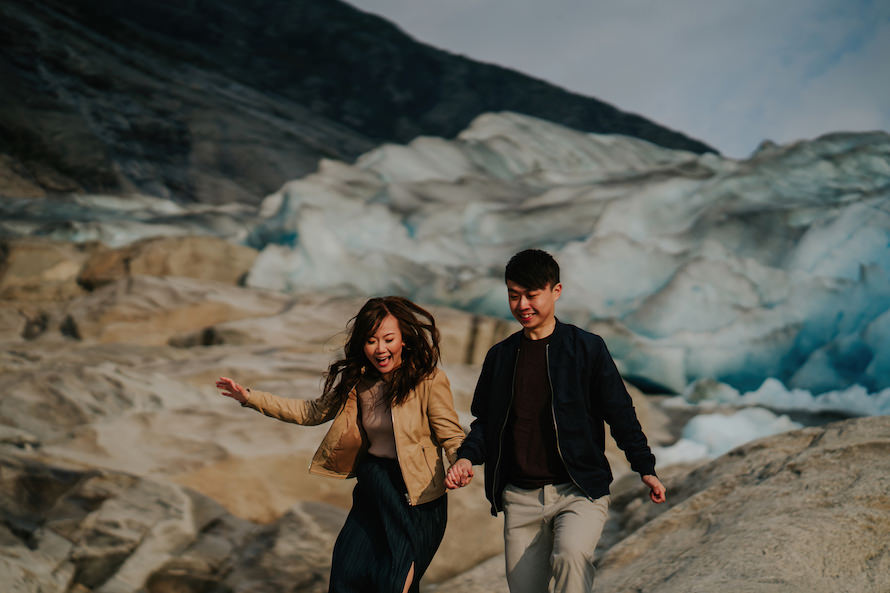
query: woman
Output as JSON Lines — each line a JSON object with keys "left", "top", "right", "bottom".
{"left": 216, "top": 296, "right": 465, "bottom": 593}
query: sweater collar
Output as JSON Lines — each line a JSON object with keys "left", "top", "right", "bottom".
{"left": 509, "top": 317, "right": 566, "bottom": 347}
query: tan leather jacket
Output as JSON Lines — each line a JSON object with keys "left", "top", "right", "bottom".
{"left": 243, "top": 368, "right": 465, "bottom": 506}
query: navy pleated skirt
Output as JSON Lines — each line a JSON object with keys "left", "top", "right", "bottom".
{"left": 329, "top": 454, "right": 448, "bottom": 593}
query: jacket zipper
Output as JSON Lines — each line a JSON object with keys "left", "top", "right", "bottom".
{"left": 546, "top": 344, "right": 589, "bottom": 500}
{"left": 492, "top": 347, "right": 520, "bottom": 512}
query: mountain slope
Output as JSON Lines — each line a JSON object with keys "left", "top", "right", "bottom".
{"left": 0, "top": 0, "right": 715, "bottom": 203}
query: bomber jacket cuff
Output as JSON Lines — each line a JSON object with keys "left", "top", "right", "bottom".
{"left": 634, "top": 463, "right": 657, "bottom": 477}
{"left": 455, "top": 445, "right": 482, "bottom": 466}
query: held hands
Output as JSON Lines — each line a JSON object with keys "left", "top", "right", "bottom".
{"left": 445, "top": 458, "right": 474, "bottom": 489}
{"left": 642, "top": 474, "right": 667, "bottom": 503}
{"left": 216, "top": 376, "right": 249, "bottom": 404}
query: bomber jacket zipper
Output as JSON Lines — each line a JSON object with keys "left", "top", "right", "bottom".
{"left": 546, "top": 344, "right": 590, "bottom": 500}
{"left": 492, "top": 347, "right": 520, "bottom": 512}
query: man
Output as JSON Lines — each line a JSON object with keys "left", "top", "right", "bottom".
{"left": 446, "top": 249, "right": 666, "bottom": 593}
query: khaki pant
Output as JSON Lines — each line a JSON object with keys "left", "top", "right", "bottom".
{"left": 503, "top": 482, "right": 610, "bottom": 593}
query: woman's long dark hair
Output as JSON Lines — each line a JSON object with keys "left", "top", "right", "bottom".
{"left": 322, "top": 296, "right": 441, "bottom": 408}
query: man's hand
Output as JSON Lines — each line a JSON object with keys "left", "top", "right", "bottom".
{"left": 216, "top": 376, "right": 249, "bottom": 404}
{"left": 445, "top": 458, "right": 474, "bottom": 489}
{"left": 642, "top": 474, "right": 666, "bottom": 503}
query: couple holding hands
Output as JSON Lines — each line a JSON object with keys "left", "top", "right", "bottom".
{"left": 217, "top": 249, "right": 665, "bottom": 593}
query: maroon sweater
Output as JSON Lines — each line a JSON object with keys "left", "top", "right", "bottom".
{"left": 506, "top": 333, "right": 571, "bottom": 488}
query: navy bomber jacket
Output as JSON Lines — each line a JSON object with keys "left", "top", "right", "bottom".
{"left": 456, "top": 319, "right": 657, "bottom": 515}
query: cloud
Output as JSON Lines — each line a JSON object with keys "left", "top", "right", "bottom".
{"left": 772, "top": 19, "right": 890, "bottom": 145}
{"left": 348, "top": 0, "right": 890, "bottom": 157}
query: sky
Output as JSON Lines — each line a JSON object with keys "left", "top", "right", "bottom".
{"left": 347, "top": 0, "right": 890, "bottom": 157}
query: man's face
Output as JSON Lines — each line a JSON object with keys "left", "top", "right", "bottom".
{"left": 506, "top": 280, "right": 562, "bottom": 336}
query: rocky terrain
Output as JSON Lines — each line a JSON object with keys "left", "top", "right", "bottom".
{"left": 0, "top": 234, "right": 671, "bottom": 591}
{"left": 435, "top": 416, "right": 890, "bottom": 593}
{"left": 0, "top": 0, "right": 714, "bottom": 204}
{"left": 3, "top": 235, "right": 888, "bottom": 592}
{"left": 1, "top": 450, "right": 344, "bottom": 593}
{"left": 594, "top": 415, "right": 890, "bottom": 593}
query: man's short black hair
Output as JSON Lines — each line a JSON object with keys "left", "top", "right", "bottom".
{"left": 505, "top": 249, "right": 560, "bottom": 290}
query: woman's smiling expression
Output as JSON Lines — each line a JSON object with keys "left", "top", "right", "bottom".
{"left": 363, "top": 314, "right": 404, "bottom": 378}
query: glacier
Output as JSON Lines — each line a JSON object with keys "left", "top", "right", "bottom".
{"left": 653, "top": 377, "right": 890, "bottom": 465}
{"left": 653, "top": 407, "right": 803, "bottom": 464}
{"left": 0, "top": 193, "right": 254, "bottom": 247}
{"left": 244, "top": 113, "right": 890, "bottom": 395}
{"left": 4, "top": 112, "right": 889, "bottom": 400}
{"left": 676, "top": 377, "right": 890, "bottom": 417}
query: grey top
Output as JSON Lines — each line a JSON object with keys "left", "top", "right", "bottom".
{"left": 358, "top": 381, "right": 397, "bottom": 459}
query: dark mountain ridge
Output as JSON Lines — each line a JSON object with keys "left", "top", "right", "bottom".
{"left": 0, "top": 0, "right": 716, "bottom": 204}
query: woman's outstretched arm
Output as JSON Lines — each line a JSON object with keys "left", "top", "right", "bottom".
{"left": 216, "top": 376, "right": 339, "bottom": 426}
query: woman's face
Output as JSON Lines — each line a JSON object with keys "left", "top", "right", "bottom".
{"left": 363, "top": 314, "right": 404, "bottom": 379}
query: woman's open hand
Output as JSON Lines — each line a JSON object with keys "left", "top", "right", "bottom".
{"left": 216, "top": 376, "right": 249, "bottom": 404}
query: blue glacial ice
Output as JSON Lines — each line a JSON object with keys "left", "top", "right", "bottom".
{"left": 653, "top": 407, "right": 803, "bottom": 464}
{"left": 244, "top": 113, "right": 890, "bottom": 396}
{"left": 654, "top": 377, "right": 890, "bottom": 465}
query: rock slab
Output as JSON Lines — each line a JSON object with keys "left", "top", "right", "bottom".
{"left": 597, "top": 415, "right": 890, "bottom": 593}
{"left": 433, "top": 416, "right": 890, "bottom": 593}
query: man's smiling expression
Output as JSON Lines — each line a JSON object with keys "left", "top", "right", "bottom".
{"left": 507, "top": 280, "right": 562, "bottom": 339}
